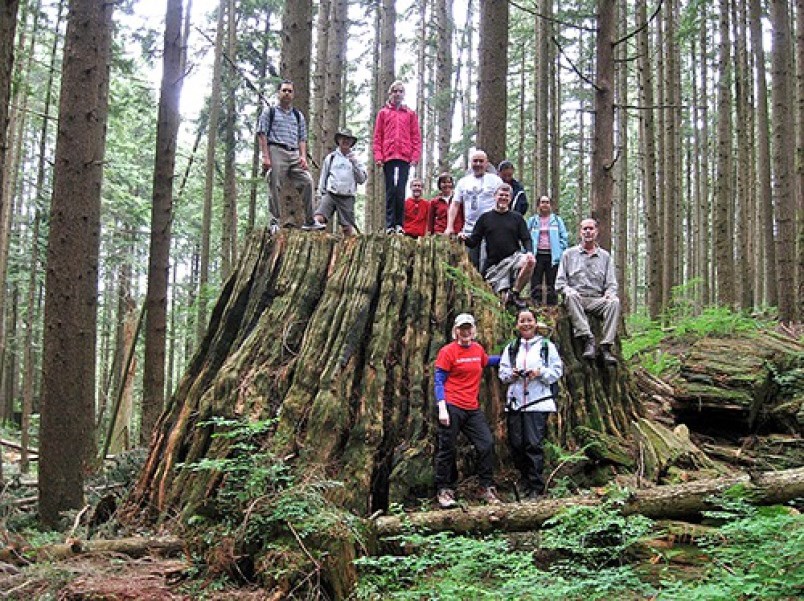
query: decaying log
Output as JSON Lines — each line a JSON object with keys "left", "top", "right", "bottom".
{"left": 373, "top": 466, "right": 804, "bottom": 537}
{"left": 0, "top": 536, "right": 185, "bottom": 565}
{"left": 631, "top": 418, "right": 721, "bottom": 483}
{"left": 669, "top": 333, "right": 804, "bottom": 433}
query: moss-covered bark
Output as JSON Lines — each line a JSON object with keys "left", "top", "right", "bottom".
{"left": 124, "top": 230, "right": 642, "bottom": 593}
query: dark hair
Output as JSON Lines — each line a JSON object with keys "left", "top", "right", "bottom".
{"left": 277, "top": 79, "right": 294, "bottom": 90}
{"left": 436, "top": 172, "right": 454, "bottom": 187}
{"left": 498, "top": 160, "right": 514, "bottom": 171}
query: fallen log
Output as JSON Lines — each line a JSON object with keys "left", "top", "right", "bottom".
{"left": 373, "top": 466, "right": 804, "bottom": 537}
{"left": 0, "top": 535, "right": 185, "bottom": 565}
{"left": 669, "top": 333, "right": 804, "bottom": 433}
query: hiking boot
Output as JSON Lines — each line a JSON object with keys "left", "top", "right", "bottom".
{"left": 437, "top": 488, "right": 457, "bottom": 509}
{"left": 479, "top": 486, "right": 502, "bottom": 505}
{"left": 521, "top": 487, "right": 543, "bottom": 502}
{"left": 600, "top": 345, "right": 618, "bottom": 365}
{"left": 302, "top": 221, "right": 327, "bottom": 231}
{"left": 503, "top": 290, "right": 527, "bottom": 310}
{"left": 582, "top": 335, "right": 596, "bottom": 360}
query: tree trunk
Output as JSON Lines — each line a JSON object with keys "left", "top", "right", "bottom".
{"left": 591, "top": 0, "right": 615, "bottom": 249}
{"left": 476, "top": 0, "right": 507, "bottom": 165}
{"left": 321, "top": 0, "right": 347, "bottom": 165}
{"left": 373, "top": 467, "right": 804, "bottom": 537}
{"left": 142, "top": 0, "right": 185, "bottom": 444}
{"left": 637, "top": 0, "right": 661, "bottom": 319}
{"left": 39, "top": 0, "right": 114, "bottom": 527}
{"left": 434, "top": 0, "right": 453, "bottom": 173}
{"left": 770, "top": 0, "right": 798, "bottom": 321}
{"left": 753, "top": 0, "right": 776, "bottom": 307}
{"left": 197, "top": 0, "right": 225, "bottom": 345}
{"left": 0, "top": 2, "right": 20, "bottom": 279}
{"left": 311, "top": 0, "right": 331, "bottom": 174}
{"left": 221, "top": 0, "right": 237, "bottom": 280}
{"left": 279, "top": 0, "right": 311, "bottom": 119}
{"left": 715, "top": 0, "right": 735, "bottom": 307}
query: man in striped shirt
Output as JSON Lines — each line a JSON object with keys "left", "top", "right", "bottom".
{"left": 257, "top": 79, "right": 314, "bottom": 228}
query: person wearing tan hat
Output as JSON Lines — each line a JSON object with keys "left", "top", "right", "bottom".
{"left": 304, "top": 130, "right": 367, "bottom": 236}
{"left": 433, "top": 313, "right": 502, "bottom": 509}
{"left": 499, "top": 307, "right": 563, "bottom": 501}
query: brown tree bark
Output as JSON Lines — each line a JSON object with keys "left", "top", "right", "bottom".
{"left": 715, "top": 0, "right": 735, "bottom": 307}
{"left": 770, "top": 0, "right": 797, "bottom": 321}
{"left": 321, "top": 0, "right": 347, "bottom": 165}
{"left": 221, "top": 0, "right": 237, "bottom": 280}
{"left": 142, "top": 0, "right": 186, "bottom": 445}
{"left": 434, "top": 0, "right": 453, "bottom": 173}
{"left": 0, "top": 1, "right": 20, "bottom": 259}
{"left": 197, "top": 0, "right": 225, "bottom": 345}
{"left": 126, "top": 232, "right": 640, "bottom": 523}
{"left": 311, "top": 0, "right": 331, "bottom": 174}
{"left": 591, "top": 0, "right": 616, "bottom": 250}
{"left": 476, "top": 0, "right": 507, "bottom": 165}
{"left": 39, "top": 0, "right": 114, "bottom": 527}
{"left": 637, "top": 0, "right": 661, "bottom": 319}
{"left": 279, "top": 0, "right": 312, "bottom": 119}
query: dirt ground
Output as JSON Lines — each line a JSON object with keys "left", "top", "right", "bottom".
{"left": 0, "top": 554, "right": 272, "bottom": 600}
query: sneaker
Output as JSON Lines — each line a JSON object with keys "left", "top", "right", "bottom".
{"left": 385, "top": 227, "right": 396, "bottom": 235}
{"left": 269, "top": 222, "right": 280, "bottom": 235}
{"left": 395, "top": 225, "right": 405, "bottom": 235}
{"left": 437, "top": 488, "right": 457, "bottom": 509}
{"left": 479, "top": 486, "right": 502, "bottom": 505}
{"left": 582, "top": 335, "right": 596, "bottom": 360}
{"left": 600, "top": 345, "right": 618, "bottom": 365}
{"left": 302, "top": 221, "right": 327, "bottom": 231}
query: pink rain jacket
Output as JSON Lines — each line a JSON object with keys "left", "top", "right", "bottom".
{"left": 373, "top": 102, "right": 422, "bottom": 164}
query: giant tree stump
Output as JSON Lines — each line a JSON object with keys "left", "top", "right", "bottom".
{"left": 127, "top": 231, "right": 641, "bottom": 522}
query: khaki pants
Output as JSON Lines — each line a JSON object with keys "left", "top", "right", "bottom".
{"left": 267, "top": 145, "right": 313, "bottom": 227}
{"left": 564, "top": 294, "right": 620, "bottom": 345}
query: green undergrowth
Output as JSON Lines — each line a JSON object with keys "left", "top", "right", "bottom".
{"left": 623, "top": 301, "right": 770, "bottom": 377}
{"left": 355, "top": 488, "right": 804, "bottom": 600}
{"left": 179, "top": 417, "right": 366, "bottom": 596}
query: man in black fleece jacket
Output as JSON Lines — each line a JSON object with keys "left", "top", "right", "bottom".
{"left": 460, "top": 183, "right": 535, "bottom": 309}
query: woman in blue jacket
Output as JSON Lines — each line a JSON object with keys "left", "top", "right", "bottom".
{"left": 527, "top": 195, "right": 568, "bottom": 305}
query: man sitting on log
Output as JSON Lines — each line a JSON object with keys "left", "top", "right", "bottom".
{"left": 555, "top": 218, "right": 620, "bottom": 365}
{"left": 458, "top": 183, "right": 535, "bottom": 310}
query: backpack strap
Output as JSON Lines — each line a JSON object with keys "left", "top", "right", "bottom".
{"left": 266, "top": 106, "right": 301, "bottom": 137}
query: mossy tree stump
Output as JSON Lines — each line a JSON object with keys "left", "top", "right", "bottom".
{"left": 127, "top": 230, "right": 642, "bottom": 521}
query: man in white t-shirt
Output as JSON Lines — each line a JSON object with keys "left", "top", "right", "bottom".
{"left": 445, "top": 149, "right": 503, "bottom": 269}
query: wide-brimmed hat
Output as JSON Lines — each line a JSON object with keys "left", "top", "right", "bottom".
{"left": 334, "top": 130, "right": 358, "bottom": 147}
{"left": 454, "top": 313, "right": 476, "bottom": 328}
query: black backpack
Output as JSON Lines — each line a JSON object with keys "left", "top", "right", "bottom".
{"left": 506, "top": 337, "right": 560, "bottom": 402}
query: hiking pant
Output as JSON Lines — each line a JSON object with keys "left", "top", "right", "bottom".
{"left": 530, "top": 251, "right": 559, "bottom": 305}
{"left": 383, "top": 159, "right": 409, "bottom": 229}
{"left": 564, "top": 294, "right": 620, "bottom": 345}
{"left": 507, "top": 411, "right": 549, "bottom": 494}
{"left": 268, "top": 145, "right": 314, "bottom": 227}
{"left": 435, "top": 404, "right": 495, "bottom": 490}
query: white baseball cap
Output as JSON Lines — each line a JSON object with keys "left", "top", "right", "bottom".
{"left": 453, "top": 313, "right": 476, "bottom": 328}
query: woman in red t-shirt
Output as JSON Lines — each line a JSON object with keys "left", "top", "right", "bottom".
{"left": 433, "top": 313, "right": 501, "bottom": 509}
{"left": 428, "top": 173, "right": 464, "bottom": 234}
